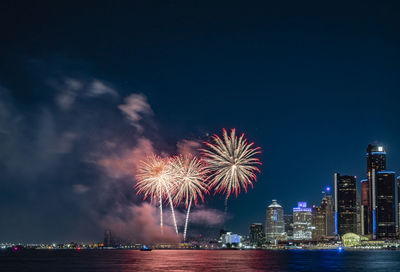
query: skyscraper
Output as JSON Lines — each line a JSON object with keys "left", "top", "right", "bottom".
{"left": 360, "top": 179, "right": 369, "bottom": 235}
{"left": 334, "top": 173, "right": 357, "bottom": 237}
{"left": 312, "top": 205, "right": 326, "bottom": 240}
{"left": 376, "top": 171, "right": 396, "bottom": 239}
{"left": 312, "top": 187, "right": 335, "bottom": 240}
{"left": 293, "top": 202, "right": 312, "bottom": 240}
{"left": 265, "top": 200, "right": 284, "bottom": 242}
{"left": 249, "top": 223, "right": 264, "bottom": 246}
{"left": 322, "top": 187, "right": 335, "bottom": 237}
{"left": 283, "top": 214, "right": 294, "bottom": 239}
{"left": 364, "top": 144, "right": 386, "bottom": 235}
{"left": 398, "top": 177, "right": 400, "bottom": 235}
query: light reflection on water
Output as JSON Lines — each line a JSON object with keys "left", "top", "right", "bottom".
{"left": 1, "top": 249, "right": 400, "bottom": 272}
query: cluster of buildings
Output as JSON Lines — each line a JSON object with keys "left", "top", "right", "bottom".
{"left": 248, "top": 144, "right": 400, "bottom": 246}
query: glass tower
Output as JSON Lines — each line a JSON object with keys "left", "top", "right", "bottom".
{"left": 334, "top": 173, "right": 357, "bottom": 237}
{"left": 364, "top": 144, "right": 386, "bottom": 235}
{"left": 265, "top": 200, "right": 284, "bottom": 242}
{"left": 376, "top": 171, "right": 396, "bottom": 238}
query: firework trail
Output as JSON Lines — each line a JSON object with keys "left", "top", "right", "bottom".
{"left": 201, "top": 128, "right": 261, "bottom": 213}
{"left": 135, "top": 155, "right": 179, "bottom": 235}
{"left": 169, "top": 154, "right": 208, "bottom": 241}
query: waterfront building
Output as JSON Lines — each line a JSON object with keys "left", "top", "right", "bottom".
{"left": 356, "top": 191, "right": 362, "bottom": 235}
{"left": 376, "top": 171, "right": 396, "bottom": 239}
{"left": 334, "top": 173, "right": 357, "bottom": 237}
{"left": 360, "top": 179, "right": 369, "bottom": 235}
{"left": 398, "top": 177, "right": 400, "bottom": 235}
{"left": 220, "top": 232, "right": 241, "bottom": 245}
{"left": 293, "top": 202, "right": 312, "bottom": 240}
{"left": 284, "top": 214, "right": 294, "bottom": 239}
{"left": 265, "top": 200, "right": 285, "bottom": 242}
{"left": 322, "top": 188, "right": 335, "bottom": 237}
{"left": 364, "top": 144, "right": 386, "bottom": 236}
{"left": 341, "top": 233, "right": 369, "bottom": 247}
{"left": 312, "top": 204, "right": 326, "bottom": 240}
{"left": 249, "top": 223, "right": 264, "bottom": 246}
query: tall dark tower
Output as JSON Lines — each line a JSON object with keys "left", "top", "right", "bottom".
{"left": 334, "top": 173, "right": 358, "bottom": 237}
{"left": 376, "top": 171, "right": 396, "bottom": 239}
{"left": 366, "top": 144, "right": 386, "bottom": 174}
{"left": 364, "top": 144, "right": 386, "bottom": 236}
{"left": 397, "top": 177, "right": 400, "bottom": 235}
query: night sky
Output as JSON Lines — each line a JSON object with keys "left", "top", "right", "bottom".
{"left": 1, "top": 1, "right": 400, "bottom": 243}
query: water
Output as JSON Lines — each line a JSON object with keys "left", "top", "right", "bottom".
{"left": 1, "top": 249, "right": 400, "bottom": 271}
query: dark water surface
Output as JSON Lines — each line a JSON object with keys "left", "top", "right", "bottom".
{"left": 1, "top": 249, "right": 400, "bottom": 272}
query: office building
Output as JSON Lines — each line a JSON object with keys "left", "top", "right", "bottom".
{"left": 220, "top": 232, "right": 241, "bottom": 245}
{"left": 284, "top": 214, "right": 294, "bottom": 239}
{"left": 398, "top": 177, "right": 400, "bottom": 235}
{"left": 249, "top": 223, "right": 264, "bottom": 246}
{"left": 360, "top": 179, "right": 369, "bottom": 235}
{"left": 265, "top": 200, "right": 285, "bottom": 242}
{"left": 376, "top": 171, "right": 396, "bottom": 238}
{"left": 293, "top": 202, "right": 312, "bottom": 240}
{"left": 363, "top": 144, "right": 386, "bottom": 235}
{"left": 334, "top": 173, "right": 357, "bottom": 236}
{"left": 312, "top": 205, "right": 326, "bottom": 240}
{"left": 322, "top": 187, "right": 335, "bottom": 237}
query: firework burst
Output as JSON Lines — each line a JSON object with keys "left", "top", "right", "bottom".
{"left": 201, "top": 128, "right": 261, "bottom": 212}
{"left": 135, "top": 155, "right": 179, "bottom": 235}
{"left": 169, "top": 154, "right": 208, "bottom": 241}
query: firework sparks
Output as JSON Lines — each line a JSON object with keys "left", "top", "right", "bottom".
{"left": 169, "top": 154, "right": 208, "bottom": 241}
{"left": 135, "top": 155, "right": 179, "bottom": 235}
{"left": 201, "top": 128, "right": 261, "bottom": 212}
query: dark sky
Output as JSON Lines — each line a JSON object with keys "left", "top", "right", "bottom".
{"left": 1, "top": 1, "right": 400, "bottom": 243}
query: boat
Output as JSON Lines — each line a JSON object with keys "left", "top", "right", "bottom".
{"left": 140, "top": 245, "right": 152, "bottom": 251}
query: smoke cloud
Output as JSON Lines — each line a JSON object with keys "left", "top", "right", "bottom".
{"left": 118, "top": 94, "right": 153, "bottom": 132}
{"left": 101, "top": 203, "right": 180, "bottom": 245}
{"left": 0, "top": 76, "right": 226, "bottom": 243}
{"left": 98, "top": 137, "right": 155, "bottom": 179}
{"left": 176, "top": 139, "right": 202, "bottom": 156}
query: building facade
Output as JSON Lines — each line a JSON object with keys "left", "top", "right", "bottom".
{"left": 376, "top": 171, "right": 396, "bottom": 239}
{"left": 360, "top": 179, "right": 369, "bottom": 235}
{"left": 265, "top": 200, "right": 285, "bottom": 242}
{"left": 293, "top": 202, "right": 312, "bottom": 240}
{"left": 220, "top": 232, "right": 241, "bottom": 245}
{"left": 312, "top": 205, "right": 326, "bottom": 240}
{"left": 322, "top": 187, "right": 335, "bottom": 237}
{"left": 249, "top": 223, "right": 264, "bottom": 246}
{"left": 334, "top": 173, "right": 358, "bottom": 237}
{"left": 398, "top": 177, "right": 400, "bottom": 235}
{"left": 284, "top": 214, "right": 294, "bottom": 239}
{"left": 363, "top": 144, "right": 387, "bottom": 236}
